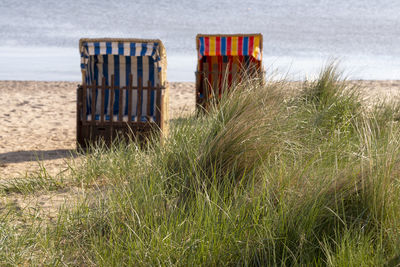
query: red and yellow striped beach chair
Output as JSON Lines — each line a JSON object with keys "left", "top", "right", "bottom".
{"left": 77, "top": 38, "right": 169, "bottom": 148}
{"left": 195, "top": 33, "right": 263, "bottom": 109}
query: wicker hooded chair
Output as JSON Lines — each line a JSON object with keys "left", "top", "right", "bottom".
{"left": 195, "top": 33, "right": 263, "bottom": 110}
{"left": 77, "top": 38, "right": 169, "bottom": 148}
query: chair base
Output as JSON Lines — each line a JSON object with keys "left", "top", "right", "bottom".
{"left": 76, "top": 83, "right": 166, "bottom": 150}
{"left": 77, "top": 122, "right": 157, "bottom": 150}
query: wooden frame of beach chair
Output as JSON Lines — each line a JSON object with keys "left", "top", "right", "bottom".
{"left": 195, "top": 33, "right": 263, "bottom": 110}
{"left": 77, "top": 38, "right": 169, "bottom": 149}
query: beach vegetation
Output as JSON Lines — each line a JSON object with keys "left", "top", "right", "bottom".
{"left": 1, "top": 64, "right": 400, "bottom": 266}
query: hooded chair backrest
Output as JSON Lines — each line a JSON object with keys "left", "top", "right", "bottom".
{"left": 79, "top": 38, "right": 167, "bottom": 122}
{"left": 196, "top": 33, "right": 263, "bottom": 102}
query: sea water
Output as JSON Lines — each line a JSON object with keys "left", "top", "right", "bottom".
{"left": 0, "top": 0, "right": 399, "bottom": 81}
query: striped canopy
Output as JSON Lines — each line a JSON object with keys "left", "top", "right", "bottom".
{"left": 79, "top": 38, "right": 166, "bottom": 122}
{"left": 197, "top": 34, "right": 262, "bottom": 61}
{"left": 80, "top": 40, "right": 161, "bottom": 70}
{"left": 195, "top": 34, "right": 263, "bottom": 104}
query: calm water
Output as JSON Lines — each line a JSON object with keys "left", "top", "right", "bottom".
{"left": 0, "top": 0, "right": 399, "bottom": 81}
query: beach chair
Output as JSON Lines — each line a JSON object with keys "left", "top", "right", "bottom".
{"left": 195, "top": 33, "right": 263, "bottom": 110}
{"left": 77, "top": 38, "right": 169, "bottom": 148}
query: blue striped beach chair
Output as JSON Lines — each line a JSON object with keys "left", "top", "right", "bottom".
{"left": 77, "top": 38, "right": 169, "bottom": 148}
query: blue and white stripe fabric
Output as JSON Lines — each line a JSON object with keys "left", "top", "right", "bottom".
{"left": 80, "top": 41, "right": 160, "bottom": 70}
{"left": 80, "top": 41, "right": 162, "bottom": 122}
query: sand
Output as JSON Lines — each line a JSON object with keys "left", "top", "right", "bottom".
{"left": 0, "top": 80, "right": 399, "bottom": 179}
{"left": 0, "top": 81, "right": 195, "bottom": 179}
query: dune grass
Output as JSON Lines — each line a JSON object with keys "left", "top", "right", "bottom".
{"left": 2, "top": 64, "right": 400, "bottom": 266}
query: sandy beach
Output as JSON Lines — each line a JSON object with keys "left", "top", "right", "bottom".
{"left": 0, "top": 81, "right": 195, "bottom": 179}
{"left": 0, "top": 80, "right": 399, "bottom": 179}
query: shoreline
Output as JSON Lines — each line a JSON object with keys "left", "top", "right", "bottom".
{"left": 1, "top": 46, "right": 400, "bottom": 81}
{"left": 1, "top": 80, "right": 400, "bottom": 179}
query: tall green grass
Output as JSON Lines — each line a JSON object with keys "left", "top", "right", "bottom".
{"left": 2, "top": 64, "right": 400, "bottom": 266}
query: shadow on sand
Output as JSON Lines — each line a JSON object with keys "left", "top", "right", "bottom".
{"left": 0, "top": 149, "right": 77, "bottom": 164}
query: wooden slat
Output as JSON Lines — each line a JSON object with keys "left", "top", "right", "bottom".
{"left": 212, "top": 63, "right": 218, "bottom": 100}
{"left": 137, "top": 76, "right": 142, "bottom": 122}
{"left": 118, "top": 79, "right": 123, "bottom": 122}
{"left": 222, "top": 61, "right": 228, "bottom": 96}
{"left": 203, "top": 62, "right": 209, "bottom": 107}
{"left": 77, "top": 85, "right": 82, "bottom": 147}
{"left": 218, "top": 58, "right": 223, "bottom": 97}
{"left": 232, "top": 60, "right": 238, "bottom": 87}
{"left": 101, "top": 77, "right": 105, "bottom": 123}
{"left": 128, "top": 74, "right": 133, "bottom": 122}
{"left": 91, "top": 79, "right": 96, "bottom": 123}
{"left": 156, "top": 84, "right": 162, "bottom": 128}
{"left": 228, "top": 60, "right": 233, "bottom": 89}
{"left": 207, "top": 59, "right": 212, "bottom": 98}
{"left": 195, "top": 71, "right": 201, "bottom": 105}
{"left": 82, "top": 121, "right": 149, "bottom": 126}
{"left": 82, "top": 83, "right": 87, "bottom": 123}
{"left": 238, "top": 57, "right": 244, "bottom": 84}
{"left": 147, "top": 80, "right": 151, "bottom": 121}
{"left": 110, "top": 75, "right": 115, "bottom": 123}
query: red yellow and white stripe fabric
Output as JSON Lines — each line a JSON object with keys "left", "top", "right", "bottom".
{"left": 197, "top": 35, "right": 262, "bottom": 61}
